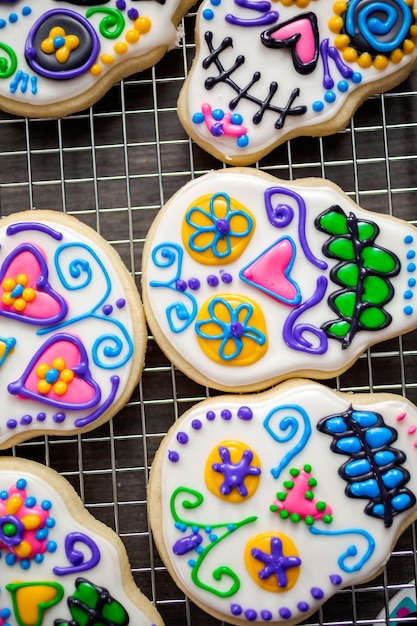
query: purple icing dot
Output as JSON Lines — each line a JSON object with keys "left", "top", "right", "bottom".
{"left": 230, "top": 321, "right": 244, "bottom": 338}
{"left": 7, "top": 419, "right": 17, "bottom": 430}
{"left": 311, "top": 587, "right": 324, "bottom": 599}
{"left": 102, "top": 304, "right": 113, "bottom": 316}
{"left": 116, "top": 0, "right": 126, "bottom": 8}
{"left": 230, "top": 604, "right": 242, "bottom": 616}
{"left": 330, "top": 574, "right": 342, "bottom": 586}
{"left": 168, "top": 450, "right": 179, "bottom": 463}
{"left": 279, "top": 608, "right": 292, "bottom": 620}
{"left": 116, "top": 298, "right": 126, "bottom": 309}
{"left": 191, "top": 419, "right": 202, "bottom": 430}
{"left": 36, "top": 412, "right": 46, "bottom": 422}
{"left": 221, "top": 272, "right": 233, "bottom": 284}
{"left": 188, "top": 277, "right": 200, "bottom": 290}
{"left": 176, "top": 432, "right": 189, "bottom": 444}
{"left": 297, "top": 601, "right": 309, "bottom": 612}
{"left": 127, "top": 7, "right": 139, "bottom": 19}
{"left": 207, "top": 274, "right": 219, "bottom": 287}
{"left": 221, "top": 409, "right": 232, "bottom": 420}
{"left": 211, "top": 123, "right": 224, "bottom": 137}
{"left": 244, "top": 609, "right": 257, "bottom": 621}
{"left": 53, "top": 413, "right": 65, "bottom": 423}
{"left": 261, "top": 610, "right": 272, "bottom": 620}
{"left": 20, "top": 415, "right": 32, "bottom": 425}
{"left": 175, "top": 279, "right": 187, "bottom": 292}
{"left": 216, "top": 218, "right": 230, "bottom": 234}
{"left": 237, "top": 406, "right": 253, "bottom": 420}
{"left": 206, "top": 411, "right": 216, "bottom": 421}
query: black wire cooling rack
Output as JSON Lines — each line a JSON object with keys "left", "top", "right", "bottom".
{"left": 1, "top": 4, "right": 417, "bottom": 625}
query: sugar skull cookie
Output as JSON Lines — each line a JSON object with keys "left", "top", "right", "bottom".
{"left": 0, "top": 0, "right": 195, "bottom": 118}
{"left": 0, "top": 210, "right": 146, "bottom": 448}
{"left": 0, "top": 456, "right": 163, "bottom": 626}
{"left": 148, "top": 379, "right": 417, "bottom": 626}
{"left": 142, "top": 168, "right": 417, "bottom": 392}
{"left": 178, "top": 0, "right": 417, "bottom": 164}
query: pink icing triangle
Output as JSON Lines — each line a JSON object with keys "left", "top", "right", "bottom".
{"left": 272, "top": 468, "right": 332, "bottom": 521}
{"left": 241, "top": 237, "right": 300, "bottom": 304}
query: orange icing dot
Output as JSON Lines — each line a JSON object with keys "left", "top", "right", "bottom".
{"left": 114, "top": 42, "right": 128, "bottom": 55}
{"left": 374, "top": 55, "right": 389, "bottom": 70}
{"left": 126, "top": 29, "right": 140, "bottom": 44}
{"left": 100, "top": 54, "right": 114, "bottom": 64}
{"left": 90, "top": 64, "right": 102, "bottom": 76}
{"left": 328, "top": 16, "right": 343, "bottom": 33}
{"left": 135, "top": 16, "right": 152, "bottom": 34}
{"left": 357, "top": 52, "right": 372, "bottom": 68}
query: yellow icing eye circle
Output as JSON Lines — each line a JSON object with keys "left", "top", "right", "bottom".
{"left": 182, "top": 193, "right": 255, "bottom": 265}
{"left": 205, "top": 440, "right": 261, "bottom": 502}
{"left": 195, "top": 294, "right": 268, "bottom": 366}
{"left": 245, "top": 532, "right": 301, "bottom": 592}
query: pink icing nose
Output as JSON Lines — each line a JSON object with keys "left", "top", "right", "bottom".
{"left": 269, "top": 18, "right": 316, "bottom": 65}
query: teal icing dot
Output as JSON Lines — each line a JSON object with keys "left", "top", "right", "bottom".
{"left": 408, "top": 278, "right": 416, "bottom": 287}
{"left": 0, "top": 19, "right": 6, "bottom": 28}
{"left": 337, "top": 80, "right": 349, "bottom": 92}
{"left": 16, "top": 479, "right": 27, "bottom": 490}
{"left": 192, "top": 112, "right": 204, "bottom": 124}
{"left": 404, "top": 290, "right": 413, "bottom": 300}
{"left": 407, "top": 250, "right": 416, "bottom": 259}
{"left": 22, "top": 6, "right": 32, "bottom": 15}
{"left": 407, "top": 263, "right": 416, "bottom": 272}
{"left": 188, "top": 559, "right": 196, "bottom": 567}
{"left": 404, "top": 305, "right": 413, "bottom": 315}
{"left": 324, "top": 91, "right": 336, "bottom": 103}
{"left": 9, "top": 13, "right": 18, "bottom": 23}
{"left": 237, "top": 134, "right": 249, "bottom": 148}
{"left": 313, "top": 101, "right": 324, "bottom": 112}
{"left": 404, "top": 235, "right": 414, "bottom": 244}
{"left": 351, "top": 72, "right": 362, "bottom": 83}
{"left": 211, "top": 0, "right": 221, "bottom": 4}
{"left": 203, "top": 8, "right": 214, "bottom": 19}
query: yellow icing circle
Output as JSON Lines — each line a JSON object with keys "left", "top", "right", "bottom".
{"left": 195, "top": 294, "right": 268, "bottom": 366}
{"left": 205, "top": 440, "right": 261, "bottom": 502}
{"left": 245, "top": 532, "right": 301, "bottom": 592}
{"left": 135, "top": 16, "right": 152, "bottom": 34}
{"left": 182, "top": 193, "right": 255, "bottom": 265}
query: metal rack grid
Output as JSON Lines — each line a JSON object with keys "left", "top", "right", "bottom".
{"left": 1, "top": 4, "right": 417, "bottom": 625}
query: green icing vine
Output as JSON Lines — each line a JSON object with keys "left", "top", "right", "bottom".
{"left": 315, "top": 205, "right": 400, "bottom": 348}
{"left": 170, "top": 486, "right": 257, "bottom": 598}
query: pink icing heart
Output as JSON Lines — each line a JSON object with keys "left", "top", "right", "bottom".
{"left": 0, "top": 243, "right": 67, "bottom": 325}
{"left": 8, "top": 333, "right": 101, "bottom": 410}
{"left": 261, "top": 13, "right": 319, "bottom": 74}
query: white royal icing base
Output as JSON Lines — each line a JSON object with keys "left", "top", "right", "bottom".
{"left": 0, "top": 0, "right": 190, "bottom": 115}
{"left": 151, "top": 381, "right": 417, "bottom": 625}
{"left": 0, "top": 211, "right": 144, "bottom": 448}
{"left": 180, "top": 0, "right": 417, "bottom": 164}
{"left": 0, "top": 457, "right": 161, "bottom": 625}
{"left": 143, "top": 169, "right": 417, "bottom": 391}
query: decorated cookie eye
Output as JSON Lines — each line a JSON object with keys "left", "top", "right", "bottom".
{"left": 182, "top": 192, "right": 255, "bottom": 265}
{"left": 205, "top": 440, "right": 262, "bottom": 502}
{"left": 195, "top": 294, "right": 268, "bottom": 365}
{"left": 244, "top": 532, "right": 302, "bottom": 592}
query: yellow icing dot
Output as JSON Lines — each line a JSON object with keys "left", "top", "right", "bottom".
{"left": 53, "top": 380, "right": 68, "bottom": 396}
{"left": 195, "top": 294, "right": 268, "bottom": 366}
{"left": 60, "top": 369, "right": 74, "bottom": 383}
{"left": 16, "top": 274, "right": 28, "bottom": 286}
{"left": 13, "top": 298, "right": 26, "bottom": 312}
{"left": 343, "top": 46, "right": 358, "bottom": 63}
{"left": 100, "top": 54, "right": 114, "bottom": 65}
{"left": 52, "top": 357, "right": 65, "bottom": 371}
{"left": 295, "top": 0, "right": 309, "bottom": 8}
{"left": 90, "top": 64, "right": 102, "bottom": 76}
{"left": 390, "top": 48, "right": 403, "bottom": 63}
{"left": 205, "top": 440, "right": 261, "bottom": 503}
{"left": 374, "top": 54, "right": 389, "bottom": 70}
{"left": 38, "top": 379, "right": 51, "bottom": 394}
{"left": 36, "top": 363, "right": 50, "bottom": 379}
{"left": 182, "top": 193, "right": 255, "bottom": 265}
{"left": 20, "top": 513, "right": 41, "bottom": 530}
{"left": 245, "top": 532, "right": 301, "bottom": 592}
{"left": 114, "top": 42, "right": 128, "bottom": 55}
{"left": 357, "top": 52, "right": 372, "bottom": 68}
{"left": 328, "top": 16, "right": 343, "bottom": 33}
{"left": 23, "top": 288, "right": 36, "bottom": 302}
{"left": 14, "top": 539, "right": 32, "bottom": 558}
{"left": 333, "top": 1, "right": 347, "bottom": 14}
{"left": 404, "top": 38, "right": 416, "bottom": 53}
{"left": 126, "top": 29, "right": 140, "bottom": 44}
{"left": 2, "top": 278, "right": 16, "bottom": 292}
{"left": 135, "top": 16, "right": 152, "bottom": 34}
{"left": 334, "top": 34, "right": 350, "bottom": 50}
{"left": 2, "top": 293, "right": 14, "bottom": 306}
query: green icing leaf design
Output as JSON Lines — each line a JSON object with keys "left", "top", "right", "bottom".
{"left": 315, "top": 205, "right": 400, "bottom": 348}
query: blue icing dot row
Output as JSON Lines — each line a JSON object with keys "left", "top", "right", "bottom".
{"left": 0, "top": 6, "right": 31, "bottom": 29}
{"left": 403, "top": 235, "right": 415, "bottom": 315}
{"left": 312, "top": 73, "right": 362, "bottom": 113}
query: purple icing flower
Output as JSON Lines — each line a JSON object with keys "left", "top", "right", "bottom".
{"left": 212, "top": 446, "right": 261, "bottom": 497}
{"left": 251, "top": 536, "right": 301, "bottom": 588}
